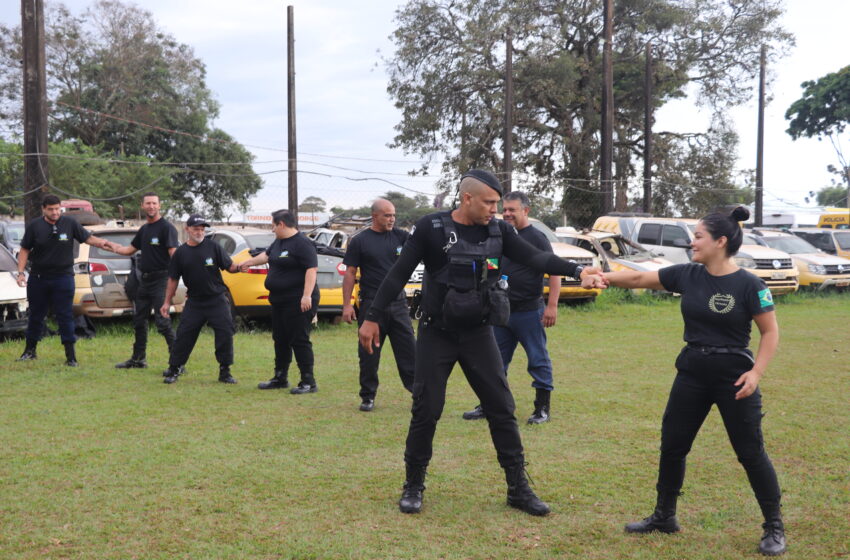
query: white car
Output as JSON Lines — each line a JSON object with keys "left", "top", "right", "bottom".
{"left": 0, "top": 244, "right": 28, "bottom": 337}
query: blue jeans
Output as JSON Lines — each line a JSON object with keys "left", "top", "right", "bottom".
{"left": 492, "top": 306, "right": 554, "bottom": 392}
{"left": 26, "top": 272, "right": 76, "bottom": 344}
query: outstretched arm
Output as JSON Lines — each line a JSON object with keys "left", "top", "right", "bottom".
{"left": 603, "top": 270, "right": 665, "bottom": 291}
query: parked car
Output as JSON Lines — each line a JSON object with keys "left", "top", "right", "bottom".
{"left": 525, "top": 218, "right": 602, "bottom": 303}
{"left": 206, "top": 226, "right": 351, "bottom": 318}
{"left": 593, "top": 215, "right": 799, "bottom": 295}
{"left": 0, "top": 220, "right": 25, "bottom": 255}
{"left": 0, "top": 244, "right": 28, "bottom": 337}
{"left": 71, "top": 223, "right": 186, "bottom": 318}
{"left": 789, "top": 228, "right": 850, "bottom": 259}
{"left": 556, "top": 229, "right": 675, "bottom": 293}
{"left": 750, "top": 229, "right": 850, "bottom": 290}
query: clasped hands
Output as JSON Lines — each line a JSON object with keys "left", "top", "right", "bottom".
{"left": 580, "top": 267, "right": 610, "bottom": 290}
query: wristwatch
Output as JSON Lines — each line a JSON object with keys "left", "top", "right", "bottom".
{"left": 574, "top": 265, "right": 585, "bottom": 278}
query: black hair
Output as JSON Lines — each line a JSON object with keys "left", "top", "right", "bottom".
{"left": 141, "top": 192, "right": 159, "bottom": 201}
{"left": 503, "top": 191, "right": 530, "bottom": 208}
{"left": 700, "top": 206, "right": 750, "bottom": 256}
{"left": 42, "top": 194, "right": 61, "bottom": 207}
{"left": 271, "top": 209, "right": 297, "bottom": 228}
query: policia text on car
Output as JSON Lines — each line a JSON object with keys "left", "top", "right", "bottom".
{"left": 16, "top": 194, "right": 115, "bottom": 367}
{"left": 358, "top": 169, "right": 606, "bottom": 516}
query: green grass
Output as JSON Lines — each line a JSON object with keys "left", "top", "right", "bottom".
{"left": 1, "top": 290, "right": 848, "bottom": 559}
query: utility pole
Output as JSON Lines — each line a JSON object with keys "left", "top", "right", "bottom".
{"left": 600, "top": 0, "right": 614, "bottom": 215}
{"left": 755, "top": 44, "right": 766, "bottom": 227}
{"left": 503, "top": 28, "right": 513, "bottom": 193}
{"left": 643, "top": 42, "right": 652, "bottom": 214}
{"left": 21, "top": 0, "right": 49, "bottom": 222}
{"left": 287, "top": 5, "right": 298, "bottom": 222}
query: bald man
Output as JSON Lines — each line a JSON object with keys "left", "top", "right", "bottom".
{"left": 341, "top": 199, "right": 415, "bottom": 412}
{"left": 358, "top": 169, "right": 606, "bottom": 517}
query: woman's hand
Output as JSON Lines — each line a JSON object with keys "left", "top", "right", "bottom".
{"left": 300, "top": 295, "right": 312, "bottom": 312}
{"left": 733, "top": 369, "right": 763, "bottom": 400}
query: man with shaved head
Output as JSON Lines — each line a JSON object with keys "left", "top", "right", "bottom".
{"left": 341, "top": 198, "right": 415, "bottom": 412}
{"left": 359, "top": 169, "right": 606, "bottom": 517}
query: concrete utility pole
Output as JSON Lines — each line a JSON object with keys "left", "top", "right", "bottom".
{"left": 643, "top": 42, "right": 653, "bottom": 214}
{"left": 503, "top": 28, "right": 513, "bottom": 193}
{"left": 600, "top": 0, "right": 614, "bottom": 215}
{"left": 21, "top": 0, "right": 50, "bottom": 222}
{"left": 287, "top": 5, "right": 298, "bottom": 221}
{"left": 755, "top": 44, "right": 766, "bottom": 227}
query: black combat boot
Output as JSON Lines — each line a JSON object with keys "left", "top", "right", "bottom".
{"left": 398, "top": 463, "right": 427, "bottom": 514}
{"left": 624, "top": 490, "right": 681, "bottom": 533}
{"left": 163, "top": 365, "right": 182, "bottom": 384}
{"left": 290, "top": 371, "right": 317, "bottom": 394}
{"left": 218, "top": 365, "right": 237, "bottom": 384}
{"left": 462, "top": 404, "right": 485, "bottom": 420}
{"left": 505, "top": 463, "right": 550, "bottom": 516}
{"left": 17, "top": 340, "right": 38, "bottom": 361}
{"left": 528, "top": 388, "right": 551, "bottom": 424}
{"left": 258, "top": 370, "right": 289, "bottom": 390}
{"left": 115, "top": 353, "right": 147, "bottom": 369}
{"left": 758, "top": 499, "right": 786, "bottom": 556}
{"left": 63, "top": 342, "right": 78, "bottom": 367}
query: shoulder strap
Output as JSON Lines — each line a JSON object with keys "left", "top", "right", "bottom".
{"left": 440, "top": 213, "right": 458, "bottom": 253}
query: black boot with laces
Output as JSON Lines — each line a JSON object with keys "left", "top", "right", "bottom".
{"left": 504, "top": 463, "right": 550, "bottom": 516}
{"left": 624, "top": 490, "right": 681, "bottom": 533}
{"left": 399, "top": 464, "right": 426, "bottom": 514}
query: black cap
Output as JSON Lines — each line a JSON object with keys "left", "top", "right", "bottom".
{"left": 186, "top": 214, "right": 210, "bottom": 227}
{"left": 460, "top": 169, "right": 503, "bottom": 196}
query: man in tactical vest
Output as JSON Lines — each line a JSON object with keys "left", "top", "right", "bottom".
{"left": 359, "top": 169, "right": 606, "bottom": 516}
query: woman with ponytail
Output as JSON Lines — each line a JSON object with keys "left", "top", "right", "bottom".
{"left": 603, "top": 206, "right": 786, "bottom": 556}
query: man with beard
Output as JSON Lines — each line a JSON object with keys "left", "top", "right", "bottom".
{"left": 111, "top": 193, "right": 179, "bottom": 369}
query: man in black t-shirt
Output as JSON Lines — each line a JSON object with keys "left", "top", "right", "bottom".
{"left": 111, "top": 192, "right": 179, "bottom": 369}
{"left": 358, "top": 170, "right": 606, "bottom": 517}
{"left": 342, "top": 199, "right": 415, "bottom": 412}
{"left": 15, "top": 194, "right": 114, "bottom": 366}
{"left": 159, "top": 215, "right": 239, "bottom": 385}
{"left": 462, "top": 191, "right": 561, "bottom": 425}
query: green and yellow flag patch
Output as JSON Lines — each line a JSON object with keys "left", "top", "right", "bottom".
{"left": 758, "top": 288, "right": 774, "bottom": 308}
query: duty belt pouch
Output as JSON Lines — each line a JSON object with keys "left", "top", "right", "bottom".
{"left": 443, "top": 287, "right": 486, "bottom": 328}
{"left": 487, "top": 283, "right": 510, "bottom": 327}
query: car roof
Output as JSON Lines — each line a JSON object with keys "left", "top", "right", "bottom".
{"left": 789, "top": 228, "right": 838, "bottom": 233}
{"left": 207, "top": 226, "right": 271, "bottom": 235}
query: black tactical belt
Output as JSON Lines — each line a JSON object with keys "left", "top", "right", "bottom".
{"left": 686, "top": 344, "right": 754, "bottom": 363}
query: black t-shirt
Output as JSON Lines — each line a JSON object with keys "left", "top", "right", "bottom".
{"left": 264, "top": 233, "right": 320, "bottom": 304}
{"left": 168, "top": 238, "right": 232, "bottom": 299}
{"left": 343, "top": 227, "right": 410, "bottom": 301}
{"left": 365, "top": 211, "right": 581, "bottom": 321}
{"left": 21, "top": 215, "right": 91, "bottom": 275}
{"left": 502, "top": 224, "right": 552, "bottom": 311}
{"left": 659, "top": 263, "right": 775, "bottom": 348}
{"left": 130, "top": 218, "right": 179, "bottom": 273}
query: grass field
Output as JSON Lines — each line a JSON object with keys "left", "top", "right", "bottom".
{"left": 1, "top": 290, "right": 848, "bottom": 559}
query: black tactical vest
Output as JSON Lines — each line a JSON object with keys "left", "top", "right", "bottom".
{"left": 420, "top": 214, "right": 504, "bottom": 327}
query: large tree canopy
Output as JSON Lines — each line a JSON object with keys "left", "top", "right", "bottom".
{"left": 385, "top": 0, "right": 791, "bottom": 223}
{"left": 0, "top": 0, "right": 261, "bottom": 219}
{"left": 785, "top": 65, "right": 850, "bottom": 188}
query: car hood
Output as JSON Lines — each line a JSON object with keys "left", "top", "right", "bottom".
{"left": 0, "top": 273, "right": 27, "bottom": 303}
{"left": 613, "top": 257, "right": 674, "bottom": 272}
{"left": 793, "top": 253, "right": 850, "bottom": 266}
{"left": 738, "top": 244, "right": 790, "bottom": 259}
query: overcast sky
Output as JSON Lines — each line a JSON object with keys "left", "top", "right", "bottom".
{"left": 1, "top": 0, "right": 847, "bottom": 214}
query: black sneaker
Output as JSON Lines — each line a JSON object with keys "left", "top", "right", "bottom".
{"left": 115, "top": 358, "right": 147, "bottom": 369}
{"left": 462, "top": 404, "right": 485, "bottom": 420}
{"left": 290, "top": 382, "right": 317, "bottom": 394}
{"left": 359, "top": 399, "right": 375, "bottom": 412}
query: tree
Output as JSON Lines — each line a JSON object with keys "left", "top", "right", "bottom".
{"left": 385, "top": 0, "right": 791, "bottom": 224}
{"left": 299, "top": 196, "right": 327, "bottom": 213}
{"left": 0, "top": 0, "right": 262, "bottom": 218}
{"left": 786, "top": 66, "right": 850, "bottom": 190}
{"left": 815, "top": 186, "right": 848, "bottom": 208}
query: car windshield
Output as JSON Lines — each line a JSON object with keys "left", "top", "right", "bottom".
{"left": 528, "top": 220, "right": 560, "bottom": 244}
{"left": 6, "top": 222, "right": 24, "bottom": 243}
{"left": 244, "top": 233, "right": 275, "bottom": 250}
{"left": 762, "top": 236, "right": 818, "bottom": 254}
{"left": 88, "top": 232, "right": 137, "bottom": 259}
{"left": 742, "top": 233, "right": 761, "bottom": 245}
{"left": 835, "top": 232, "right": 850, "bottom": 250}
{"left": 0, "top": 247, "right": 16, "bottom": 270}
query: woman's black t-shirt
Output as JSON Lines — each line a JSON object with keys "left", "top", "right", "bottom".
{"left": 659, "top": 263, "right": 775, "bottom": 348}
{"left": 264, "top": 233, "right": 319, "bottom": 304}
